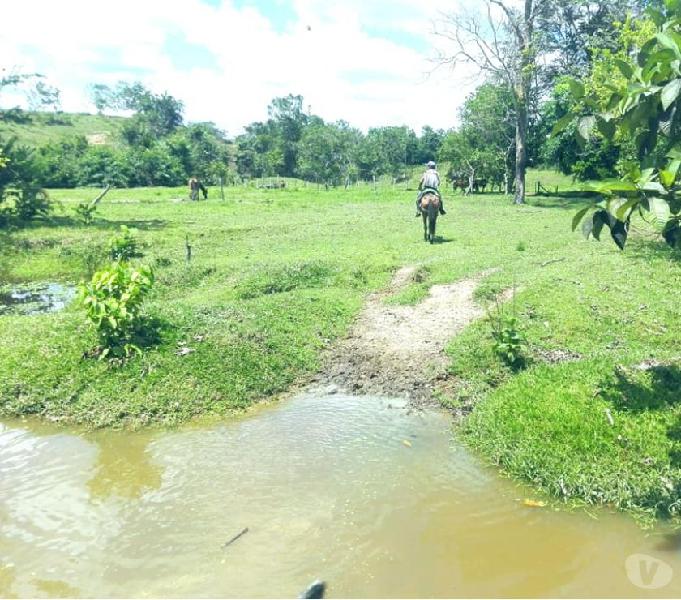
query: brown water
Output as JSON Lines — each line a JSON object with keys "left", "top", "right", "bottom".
{"left": 1, "top": 393, "right": 680, "bottom": 598}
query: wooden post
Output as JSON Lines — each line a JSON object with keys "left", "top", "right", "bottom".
{"left": 220, "top": 177, "right": 225, "bottom": 201}
{"left": 185, "top": 235, "right": 192, "bottom": 263}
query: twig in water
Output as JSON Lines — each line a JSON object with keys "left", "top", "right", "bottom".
{"left": 222, "top": 527, "right": 249, "bottom": 549}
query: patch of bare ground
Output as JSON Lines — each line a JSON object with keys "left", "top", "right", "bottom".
{"left": 314, "top": 266, "right": 510, "bottom": 407}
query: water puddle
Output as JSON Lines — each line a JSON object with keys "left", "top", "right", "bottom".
{"left": 1, "top": 393, "right": 680, "bottom": 597}
{"left": 0, "top": 283, "right": 75, "bottom": 316}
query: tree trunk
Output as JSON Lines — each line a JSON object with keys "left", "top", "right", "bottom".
{"left": 513, "top": 0, "right": 534, "bottom": 205}
{"left": 514, "top": 99, "right": 528, "bottom": 204}
{"left": 466, "top": 162, "right": 475, "bottom": 195}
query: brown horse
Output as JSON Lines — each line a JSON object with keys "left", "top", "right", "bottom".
{"left": 420, "top": 192, "right": 440, "bottom": 244}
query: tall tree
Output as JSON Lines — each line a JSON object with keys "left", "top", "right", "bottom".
{"left": 267, "top": 94, "right": 308, "bottom": 177}
{"left": 298, "top": 120, "right": 358, "bottom": 187}
{"left": 436, "top": 0, "right": 551, "bottom": 204}
{"left": 1, "top": 69, "right": 61, "bottom": 116}
{"left": 441, "top": 83, "right": 516, "bottom": 191}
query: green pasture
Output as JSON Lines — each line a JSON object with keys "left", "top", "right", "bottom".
{"left": 1, "top": 177, "right": 680, "bottom": 519}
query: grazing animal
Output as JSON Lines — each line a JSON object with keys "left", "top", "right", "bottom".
{"left": 473, "top": 178, "right": 488, "bottom": 193}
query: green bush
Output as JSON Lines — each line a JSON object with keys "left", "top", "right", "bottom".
{"left": 75, "top": 202, "right": 97, "bottom": 224}
{"left": 79, "top": 261, "right": 154, "bottom": 359}
{"left": 489, "top": 301, "right": 527, "bottom": 369}
{"left": 108, "top": 225, "right": 142, "bottom": 261}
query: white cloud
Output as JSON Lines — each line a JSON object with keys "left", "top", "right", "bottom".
{"left": 1, "top": 0, "right": 479, "bottom": 134}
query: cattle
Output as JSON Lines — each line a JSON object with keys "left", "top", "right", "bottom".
{"left": 449, "top": 176, "right": 488, "bottom": 194}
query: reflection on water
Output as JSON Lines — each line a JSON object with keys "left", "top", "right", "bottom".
{"left": 87, "top": 432, "right": 162, "bottom": 500}
{"left": 1, "top": 393, "right": 681, "bottom": 598}
{"left": 0, "top": 284, "right": 75, "bottom": 316}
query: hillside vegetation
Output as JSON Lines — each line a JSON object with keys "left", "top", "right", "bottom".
{"left": 0, "top": 110, "right": 127, "bottom": 147}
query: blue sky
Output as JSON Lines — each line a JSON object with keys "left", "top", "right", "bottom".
{"left": 2, "top": 0, "right": 475, "bottom": 134}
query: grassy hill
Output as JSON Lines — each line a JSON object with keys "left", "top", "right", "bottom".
{"left": 0, "top": 110, "right": 127, "bottom": 147}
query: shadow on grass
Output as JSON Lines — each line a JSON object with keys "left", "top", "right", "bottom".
{"left": 83, "top": 315, "right": 173, "bottom": 362}
{"left": 624, "top": 238, "right": 681, "bottom": 263}
{"left": 14, "top": 216, "right": 169, "bottom": 231}
{"left": 601, "top": 363, "right": 681, "bottom": 412}
{"left": 526, "top": 195, "right": 596, "bottom": 211}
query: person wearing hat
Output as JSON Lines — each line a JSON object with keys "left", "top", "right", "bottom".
{"left": 416, "top": 161, "right": 445, "bottom": 216}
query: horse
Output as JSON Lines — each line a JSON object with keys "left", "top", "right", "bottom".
{"left": 420, "top": 192, "right": 440, "bottom": 244}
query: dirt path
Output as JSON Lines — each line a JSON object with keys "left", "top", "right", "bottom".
{"left": 315, "top": 266, "right": 502, "bottom": 405}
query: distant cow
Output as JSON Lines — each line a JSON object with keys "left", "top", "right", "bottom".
{"left": 451, "top": 177, "right": 468, "bottom": 193}
{"left": 473, "top": 178, "right": 488, "bottom": 193}
{"left": 450, "top": 176, "right": 487, "bottom": 194}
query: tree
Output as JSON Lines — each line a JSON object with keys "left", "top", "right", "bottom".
{"left": 416, "top": 126, "right": 445, "bottom": 165}
{"left": 540, "top": 0, "right": 647, "bottom": 79}
{"left": 267, "top": 94, "right": 308, "bottom": 177}
{"left": 91, "top": 82, "right": 184, "bottom": 139}
{"left": 1, "top": 68, "right": 61, "bottom": 118}
{"left": 461, "top": 83, "right": 516, "bottom": 189}
{"left": 566, "top": 1, "right": 681, "bottom": 249}
{"left": 436, "top": 0, "right": 552, "bottom": 204}
{"left": 0, "top": 136, "right": 50, "bottom": 223}
{"left": 298, "top": 120, "right": 358, "bottom": 187}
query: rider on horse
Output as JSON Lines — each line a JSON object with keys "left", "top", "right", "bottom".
{"left": 415, "top": 161, "right": 446, "bottom": 217}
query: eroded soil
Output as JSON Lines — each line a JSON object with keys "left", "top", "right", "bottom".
{"left": 315, "top": 267, "right": 503, "bottom": 405}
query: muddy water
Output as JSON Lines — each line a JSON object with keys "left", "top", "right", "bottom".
{"left": 1, "top": 393, "right": 680, "bottom": 598}
{"left": 0, "top": 283, "right": 75, "bottom": 316}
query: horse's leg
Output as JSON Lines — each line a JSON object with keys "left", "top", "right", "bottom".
{"left": 422, "top": 212, "right": 428, "bottom": 241}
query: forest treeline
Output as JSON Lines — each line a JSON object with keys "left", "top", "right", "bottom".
{"left": 0, "top": 0, "right": 668, "bottom": 195}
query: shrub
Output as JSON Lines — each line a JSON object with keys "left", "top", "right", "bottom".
{"left": 489, "top": 299, "right": 527, "bottom": 369}
{"left": 79, "top": 261, "right": 154, "bottom": 359}
{"left": 75, "top": 202, "right": 97, "bottom": 225}
{"left": 108, "top": 225, "right": 142, "bottom": 261}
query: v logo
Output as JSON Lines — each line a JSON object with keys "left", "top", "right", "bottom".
{"left": 626, "top": 553, "right": 673, "bottom": 590}
{"left": 638, "top": 558, "right": 660, "bottom": 586}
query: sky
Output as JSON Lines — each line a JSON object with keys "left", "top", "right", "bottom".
{"left": 1, "top": 0, "right": 482, "bottom": 135}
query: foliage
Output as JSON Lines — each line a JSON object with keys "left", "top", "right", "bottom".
{"left": 75, "top": 201, "right": 97, "bottom": 224}
{"left": 489, "top": 299, "right": 527, "bottom": 369}
{"left": 436, "top": 0, "right": 554, "bottom": 204}
{"left": 564, "top": 1, "right": 681, "bottom": 249}
{"left": 235, "top": 95, "right": 441, "bottom": 182}
{"left": 0, "top": 136, "right": 50, "bottom": 224}
{"left": 1, "top": 70, "right": 60, "bottom": 115}
{"left": 298, "top": 120, "right": 358, "bottom": 186}
{"left": 78, "top": 261, "right": 154, "bottom": 360}
{"left": 539, "top": 0, "right": 651, "bottom": 79}
{"left": 440, "top": 83, "right": 516, "bottom": 189}
{"left": 108, "top": 225, "right": 142, "bottom": 261}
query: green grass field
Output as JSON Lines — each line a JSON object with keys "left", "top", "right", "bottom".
{"left": 1, "top": 179, "right": 680, "bottom": 519}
